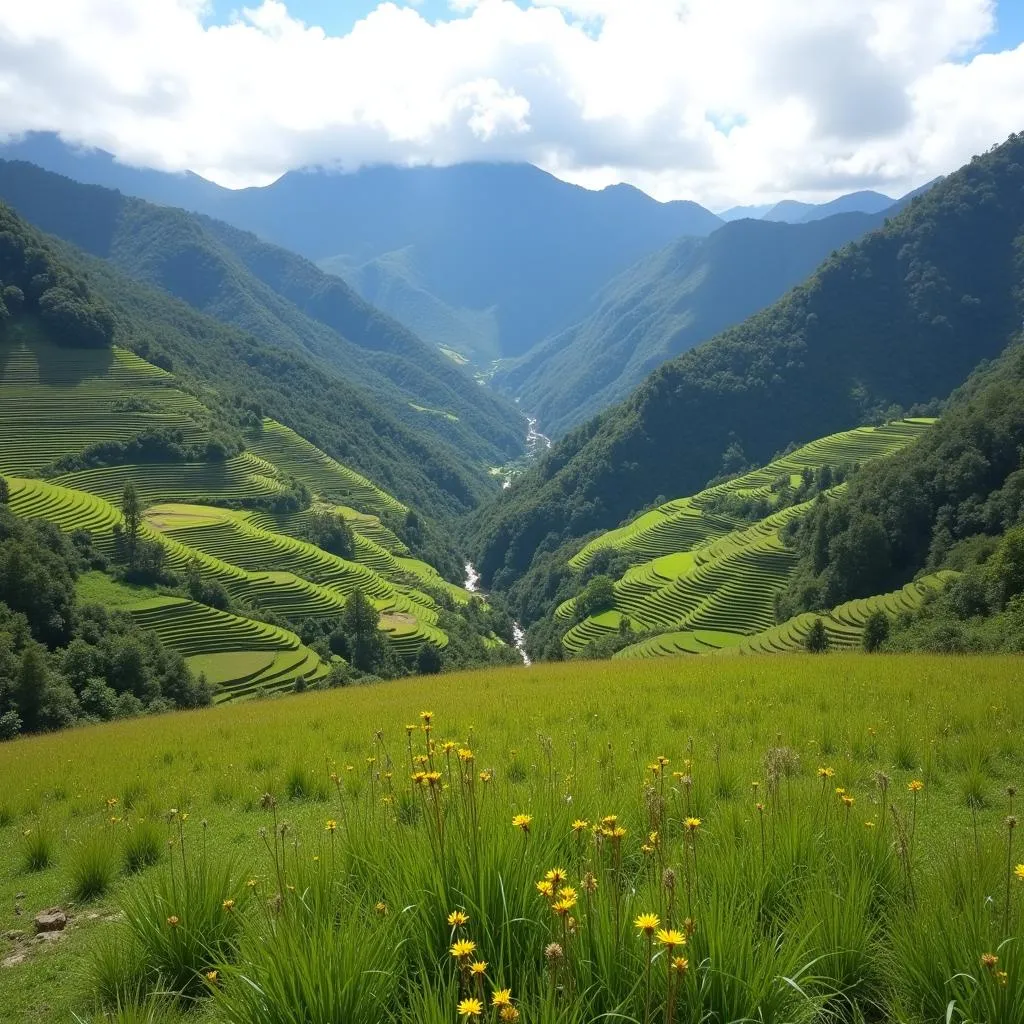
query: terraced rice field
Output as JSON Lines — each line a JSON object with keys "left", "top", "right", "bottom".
{"left": 0, "top": 337, "right": 456, "bottom": 682}
{"left": 571, "top": 421, "right": 934, "bottom": 570}
{"left": 125, "top": 597, "right": 328, "bottom": 698}
{"left": 730, "top": 571, "right": 959, "bottom": 655}
{"left": 249, "top": 419, "right": 406, "bottom": 518}
{"left": 562, "top": 421, "right": 936, "bottom": 656}
{"left": 53, "top": 453, "right": 286, "bottom": 508}
{"left": 0, "top": 332, "right": 210, "bottom": 475}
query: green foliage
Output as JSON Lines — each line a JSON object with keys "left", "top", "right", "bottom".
{"left": 119, "top": 845, "right": 248, "bottom": 998}
{"left": 121, "top": 818, "right": 163, "bottom": 874}
{"left": 861, "top": 609, "right": 890, "bottom": 652}
{"left": 780, "top": 341, "right": 1024, "bottom": 626}
{"left": 416, "top": 642, "right": 443, "bottom": 675}
{"left": 474, "top": 132, "right": 1024, "bottom": 590}
{"left": 19, "top": 825, "right": 54, "bottom": 872}
{"left": 0, "top": 204, "right": 114, "bottom": 350}
{"left": 210, "top": 902, "right": 400, "bottom": 1024}
{"left": 0, "top": 506, "right": 212, "bottom": 740}
{"left": 804, "top": 617, "right": 829, "bottom": 652}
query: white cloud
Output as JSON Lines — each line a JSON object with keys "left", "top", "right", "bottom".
{"left": 0, "top": 0, "right": 1019, "bottom": 204}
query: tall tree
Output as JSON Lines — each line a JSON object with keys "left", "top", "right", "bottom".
{"left": 121, "top": 481, "right": 142, "bottom": 568}
{"left": 0, "top": 475, "right": 8, "bottom": 505}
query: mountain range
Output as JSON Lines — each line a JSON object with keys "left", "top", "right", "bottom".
{"left": 0, "top": 134, "right": 720, "bottom": 362}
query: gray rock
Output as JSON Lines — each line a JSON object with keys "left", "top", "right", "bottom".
{"left": 33, "top": 909, "right": 67, "bottom": 934}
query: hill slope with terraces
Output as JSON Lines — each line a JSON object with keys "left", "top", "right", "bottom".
{"left": 0, "top": 323, "right": 510, "bottom": 700}
{"left": 555, "top": 421, "right": 936, "bottom": 657}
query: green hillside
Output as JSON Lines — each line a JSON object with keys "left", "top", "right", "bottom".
{"left": 553, "top": 421, "right": 934, "bottom": 657}
{"left": 0, "top": 160, "right": 526, "bottom": 495}
{"left": 496, "top": 210, "right": 884, "bottom": 437}
{"left": 473, "top": 133, "right": 1024, "bottom": 591}
{"left": 0, "top": 244, "right": 513, "bottom": 716}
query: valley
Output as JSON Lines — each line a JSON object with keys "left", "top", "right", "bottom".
{"left": 1, "top": 58, "right": 1024, "bottom": 1024}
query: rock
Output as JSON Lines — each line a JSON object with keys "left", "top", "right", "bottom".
{"left": 3, "top": 930, "right": 25, "bottom": 941}
{"left": 33, "top": 909, "right": 67, "bottom": 934}
{"left": 2, "top": 951, "right": 27, "bottom": 968}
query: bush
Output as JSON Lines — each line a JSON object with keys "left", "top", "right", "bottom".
{"left": 862, "top": 610, "right": 890, "bottom": 652}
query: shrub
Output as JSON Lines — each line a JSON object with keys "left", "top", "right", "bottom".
{"left": 119, "top": 854, "right": 248, "bottom": 997}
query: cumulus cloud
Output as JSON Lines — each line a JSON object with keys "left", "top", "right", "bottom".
{"left": 0, "top": 0, "right": 1020, "bottom": 204}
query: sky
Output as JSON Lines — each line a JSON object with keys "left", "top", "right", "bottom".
{"left": 0, "top": 0, "right": 1023, "bottom": 208}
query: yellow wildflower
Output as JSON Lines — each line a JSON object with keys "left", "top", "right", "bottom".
{"left": 470, "top": 960, "right": 488, "bottom": 976}
{"left": 684, "top": 817, "right": 701, "bottom": 832}
{"left": 656, "top": 928, "right": 686, "bottom": 950}
{"left": 512, "top": 814, "right": 532, "bottom": 832}
{"left": 634, "top": 912, "right": 660, "bottom": 937}
{"left": 457, "top": 997, "right": 482, "bottom": 1018}
{"left": 491, "top": 989, "right": 513, "bottom": 1008}
{"left": 908, "top": 780, "right": 924, "bottom": 793}
{"left": 451, "top": 939, "right": 477, "bottom": 959}
{"left": 448, "top": 910, "right": 470, "bottom": 927}
{"left": 571, "top": 819, "right": 590, "bottom": 833}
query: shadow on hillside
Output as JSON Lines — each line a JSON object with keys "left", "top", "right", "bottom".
{"left": 0, "top": 317, "right": 115, "bottom": 386}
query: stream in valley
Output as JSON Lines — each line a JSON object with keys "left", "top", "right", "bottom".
{"left": 463, "top": 561, "right": 530, "bottom": 665}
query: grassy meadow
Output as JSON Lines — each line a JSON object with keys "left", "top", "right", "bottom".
{"left": 2, "top": 655, "right": 1024, "bottom": 1023}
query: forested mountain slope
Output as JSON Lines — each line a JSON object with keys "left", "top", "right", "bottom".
{"left": 0, "top": 201, "right": 495, "bottom": 527}
{"left": 0, "top": 135, "right": 723, "bottom": 361}
{"left": 472, "top": 133, "right": 1024, "bottom": 589}
{"left": 777, "top": 337, "right": 1024, "bottom": 626}
{"left": 496, "top": 211, "right": 886, "bottom": 436}
{"left": 0, "top": 161, "right": 525, "bottom": 468}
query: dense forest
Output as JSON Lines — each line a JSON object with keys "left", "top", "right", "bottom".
{"left": 472, "top": 133, "right": 1024, "bottom": 594}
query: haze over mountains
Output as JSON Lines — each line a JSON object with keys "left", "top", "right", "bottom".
{"left": 0, "top": 133, "right": 929, "bottom": 382}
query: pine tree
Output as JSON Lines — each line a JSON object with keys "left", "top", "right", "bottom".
{"left": 0, "top": 475, "right": 8, "bottom": 505}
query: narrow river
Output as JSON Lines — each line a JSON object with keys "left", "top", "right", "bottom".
{"left": 463, "top": 561, "right": 530, "bottom": 666}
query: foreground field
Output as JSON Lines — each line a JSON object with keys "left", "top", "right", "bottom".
{"left": 2, "top": 656, "right": 1024, "bottom": 1023}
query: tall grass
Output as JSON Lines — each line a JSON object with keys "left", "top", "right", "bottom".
{"left": 3, "top": 656, "right": 1024, "bottom": 1022}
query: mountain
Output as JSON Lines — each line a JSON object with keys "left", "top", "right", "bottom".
{"left": 471, "top": 132, "right": 1024, "bottom": 593}
{"left": 718, "top": 203, "right": 775, "bottom": 221}
{"left": 318, "top": 249, "right": 502, "bottom": 366}
{"left": 795, "top": 190, "right": 895, "bottom": 222}
{"left": 0, "top": 196, "right": 501, "bottom": 530}
{"left": 494, "top": 210, "right": 886, "bottom": 437}
{"left": 763, "top": 190, "right": 895, "bottom": 223}
{"left": 0, "top": 134, "right": 723, "bottom": 360}
{"left": 0, "top": 160, "right": 525, "bottom": 477}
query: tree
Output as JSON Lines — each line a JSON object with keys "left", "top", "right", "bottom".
{"left": 342, "top": 589, "right": 385, "bottom": 673}
{"left": 0, "top": 476, "right": 8, "bottom": 505}
{"left": 121, "top": 481, "right": 142, "bottom": 568}
{"left": 416, "top": 643, "right": 443, "bottom": 675}
{"left": 988, "top": 526, "right": 1024, "bottom": 610}
{"left": 805, "top": 618, "right": 830, "bottom": 653}
{"left": 14, "top": 643, "right": 49, "bottom": 732}
{"left": 577, "top": 575, "right": 616, "bottom": 619}
{"left": 862, "top": 610, "right": 890, "bottom": 652}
